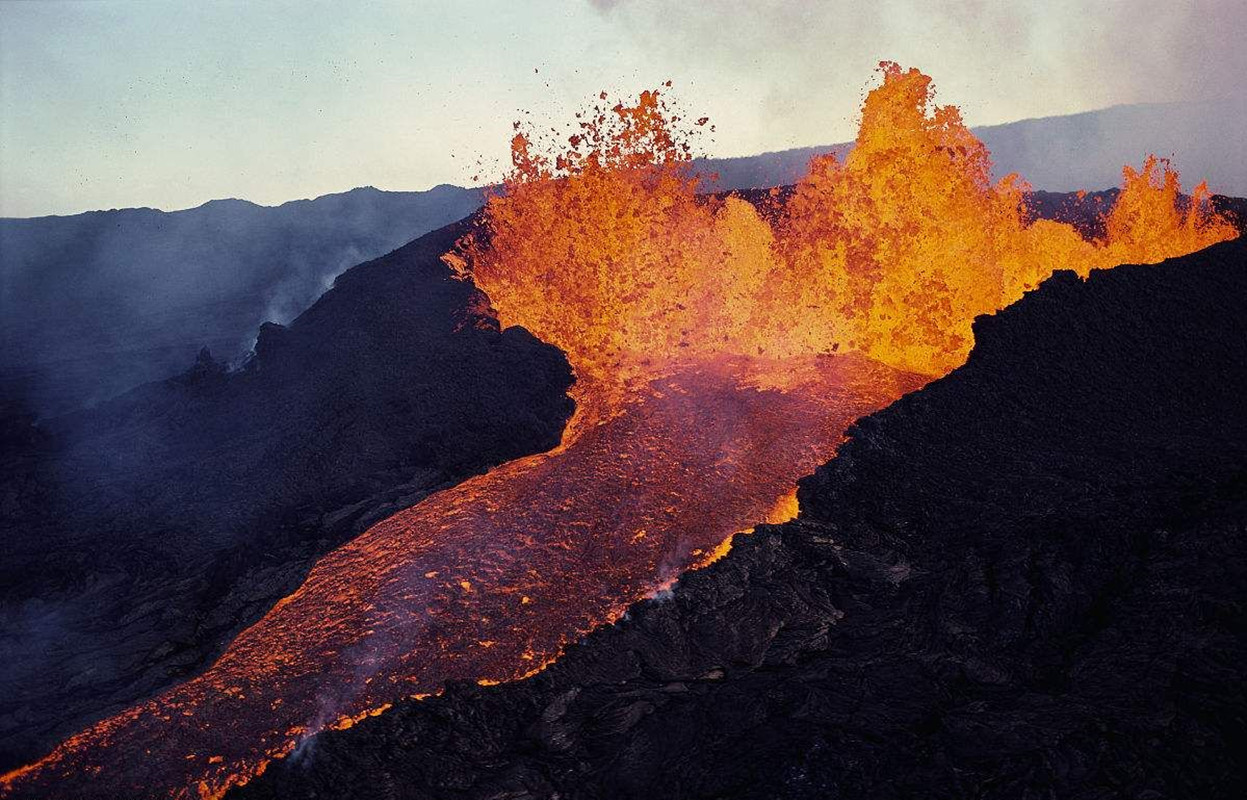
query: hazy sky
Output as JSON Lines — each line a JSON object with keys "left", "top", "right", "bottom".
{"left": 1, "top": 0, "right": 1242, "bottom": 217}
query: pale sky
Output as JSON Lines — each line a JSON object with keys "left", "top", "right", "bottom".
{"left": 1, "top": 0, "right": 1243, "bottom": 217}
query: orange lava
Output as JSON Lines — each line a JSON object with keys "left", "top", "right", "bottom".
{"left": 458, "top": 64, "right": 1234, "bottom": 379}
{"left": 774, "top": 69, "right": 1236, "bottom": 375}
{"left": 3, "top": 63, "right": 1235, "bottom": 799}
{"left": 1, "top": 355, "right": 920, "bottom": 799}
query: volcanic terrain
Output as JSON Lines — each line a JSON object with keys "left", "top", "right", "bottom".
{"left": 3, "top": 64, "right": 1243, "bottom": 800}
{"left": 0, "top": 221, "right": 572, "bottom": 773}
{"left": 232, "top": 234, "right": 1247, "bottom": 800}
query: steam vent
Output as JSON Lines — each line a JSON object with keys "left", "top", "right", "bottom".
{"left": 3, "top": 7, "right": 1246, "bottom": 800}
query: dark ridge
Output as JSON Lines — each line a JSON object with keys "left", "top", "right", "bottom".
{"left": 235, "top": 235, "right": 1247, "bottom": 800}
{"left": 0, "top": 220, "right": 574, "bottom": 772}
{"left": 0, "top": 184, "right": 485, "bottom": 417}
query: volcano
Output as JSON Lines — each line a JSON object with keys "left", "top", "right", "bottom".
{"left": 2, "top": 63, "right": 1242, "bottom": 800}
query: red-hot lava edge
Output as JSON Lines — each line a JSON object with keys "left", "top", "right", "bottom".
{"left": 1, "top": 355, "right": 923, "bottom": 799}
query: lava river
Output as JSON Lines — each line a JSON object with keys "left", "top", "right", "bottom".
{"left": 0, "top": 354, "right": 922, "bottom": 799}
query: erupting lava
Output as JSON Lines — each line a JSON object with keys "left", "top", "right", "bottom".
{"left": 458, "top": 63, "right": 1234, "bottom": 378}
{"left": 3, "top": 63, "right": 1235, "bottom": 800}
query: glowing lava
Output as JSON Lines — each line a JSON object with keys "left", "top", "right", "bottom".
{"left": 1, "top": 355, "right": 920, "bottom": 799}
{"left": 458, "top": 64, "right": 1234, "bottom": 380}
{"left": 2, "top": 63, "right": 1235, "bottom": 800}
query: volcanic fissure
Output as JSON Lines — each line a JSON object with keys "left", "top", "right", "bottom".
{"left": 1, "top": 63, "right": 1236, "bottom": 800}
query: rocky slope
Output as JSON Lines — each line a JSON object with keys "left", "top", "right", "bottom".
{"left": 0, "top": 221, "right": 573, "bottom": 771}
{"left": 0, "top": 184, "right": 483, "bottom": 416}
{"left": 235, "top": 235, "right": 1247, "bottom": 799}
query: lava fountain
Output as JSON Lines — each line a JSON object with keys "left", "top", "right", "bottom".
{"left": 2, "top": 64, "right": 1235, "bottom": 800}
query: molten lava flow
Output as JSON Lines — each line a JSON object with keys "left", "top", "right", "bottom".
{"left": 3, "top": 64, "right": 1235, "bottom": 800}
{"left": 1, "top": 355, "right": 920, "bottom": 799}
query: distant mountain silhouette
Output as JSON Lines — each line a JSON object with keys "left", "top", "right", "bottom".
{"left": 0, "top": 184, "right": 482, "bottom": 416}
{"left": 699, "top": 98, "right": 1247, "bottom": 195}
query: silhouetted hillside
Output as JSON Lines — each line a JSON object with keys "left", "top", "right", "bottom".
{"left": 0, "top": 184, "right": 483, "bottom": 416}
{"left": 0, "top": 220, "right": 573, "bottom": 771}
{"left": 235, "top": 236, "right": 1247, "bottom": 800}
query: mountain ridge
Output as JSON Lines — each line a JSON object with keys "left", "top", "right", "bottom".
{"left": 0, "top": 183, "right": 475, "bottom": 221}
{"left": 0, "top": 183, "right": 485, "bottom": 416}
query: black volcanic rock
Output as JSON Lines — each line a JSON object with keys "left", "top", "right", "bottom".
{"left": 0, "top": 184, "right": 484, "bottom": 416}
{"left": 234, "top": 236, "right": 1247, "bottom": 800}
{"left": 0, "top": 220, "right": 573, "bottom": 771}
